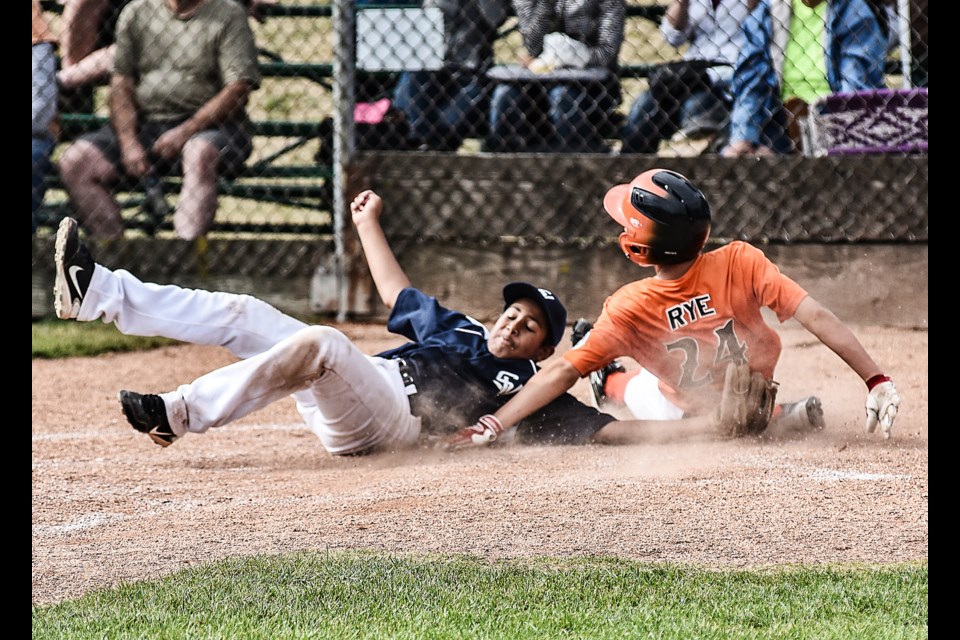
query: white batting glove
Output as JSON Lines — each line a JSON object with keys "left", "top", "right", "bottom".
{"left": 865, "top": 376, "right": 900, "bottom": 439}
{"left": 443, "top": 415, "right": 505, "bottom": 450}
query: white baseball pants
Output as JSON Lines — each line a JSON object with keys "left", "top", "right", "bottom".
{"left": 622, "top": 368, "right": 685, "bottom": 421}
{"left": 77, "top": 265, "right": 421, "bottom": 455}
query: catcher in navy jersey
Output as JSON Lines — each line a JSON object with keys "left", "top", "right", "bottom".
{"left": 53, "top": 190, "right": 617, "bottom": 455}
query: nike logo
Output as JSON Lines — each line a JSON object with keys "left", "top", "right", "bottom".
{"left": 68, "top": 265, "right": 85, "bottom": 296}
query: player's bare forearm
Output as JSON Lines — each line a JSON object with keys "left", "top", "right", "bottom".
{"left": 351, "top": 190, "right": 411, "bottom": 308}
{"left": 792, "top": 296, "right": 884, "bottom": 382}
{"left": 494, "top": 358, "right": 581, "bottom": 429}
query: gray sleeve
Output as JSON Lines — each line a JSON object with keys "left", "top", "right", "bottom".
{"left": 112, "top": 1, "right": 136, "bottom": 78}
{"left": 589, "top": 0, "right": 625, "bottom": 68}
{"left": 512, "top": 0, "right": 552, "bottom": 57}
{"left": 219, "top": 3, "right": 261, "bottom": 88}
{"left": 32, "top": 42, "right": 57, "bottom": 136}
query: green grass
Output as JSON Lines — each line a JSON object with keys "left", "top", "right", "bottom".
{"left": 32, "top": 317, "right": 179, "bottom": 359}
{"left": 31, "top": 552, "right": 927, "bottom": 639}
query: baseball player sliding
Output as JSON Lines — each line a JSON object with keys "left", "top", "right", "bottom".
{"left": 52, "top": 190, "right": 620, "bottom": 454}
{"left": 445, "top": 168, "right": 901, "bottom": 449}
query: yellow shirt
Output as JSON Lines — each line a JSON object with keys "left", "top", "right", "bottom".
{"left": 781, "top": 0, "right": 830, "bottom": 103}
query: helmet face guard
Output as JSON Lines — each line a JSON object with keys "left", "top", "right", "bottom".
{"left": 603, "top": 169, "right": 712, "bottom": 266}
{"left": 617, "top": 231, "right": 656, "bottom": 267}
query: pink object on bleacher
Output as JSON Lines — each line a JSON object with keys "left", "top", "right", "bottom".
{"left": 353, "top": 98, "right": 393, "bottom": 125}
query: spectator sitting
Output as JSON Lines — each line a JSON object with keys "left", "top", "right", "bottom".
{"left": 57, "top": 0, "right": 262, "bottom": 241}
{"left": 56, "top": 0, "right": 273, "bottom": 105}
{"left": 390, "top": 0, "right": 509, "bottom": 152}
{"left": 721, "top": 0, "right": 888, "bottom": 157}
{"left": 486, "top": 0, "right": 626, "bottom": 153}
{"left": 33, "top": 0, "right": 60, "bottom": 235}
{"left": 620, "top": 0, "right": 757, "bottom": 155}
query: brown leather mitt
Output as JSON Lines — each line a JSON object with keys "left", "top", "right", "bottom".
{"left": 715, "top": 363, "right": 779, "bottom": 437}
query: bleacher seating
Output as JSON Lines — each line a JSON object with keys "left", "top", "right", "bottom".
{"left": 36, "top": 1, "right": 910, "bottom": 235}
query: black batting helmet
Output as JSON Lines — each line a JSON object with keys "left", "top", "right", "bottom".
{"left": 603, "top": 169, "right": 712, "bottom": 266}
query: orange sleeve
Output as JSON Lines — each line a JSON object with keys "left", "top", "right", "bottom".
{"left": 740, "top": 242, "right": 809, "bottom": 322}
{"left": 562, "top": 286, "right": 650, "bottom": 377}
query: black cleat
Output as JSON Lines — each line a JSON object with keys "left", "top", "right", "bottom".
{"left": 570, "top": 318, "right": 593, "bottom": 348}
{"left": 589, "top": 361, "right": 627, "bottom": 409}
{"left": 53, "top": 217, "right": 94, "bottom": 319}
{"left": 118, "top": 391, "right": 179, "bottom": 447}
{"left": 570, "top": 319, "right": 626, "bottom": 408}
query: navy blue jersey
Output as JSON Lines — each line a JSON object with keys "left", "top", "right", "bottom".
{"left": 377, "top": 287, "right": 616, "bottom": 442}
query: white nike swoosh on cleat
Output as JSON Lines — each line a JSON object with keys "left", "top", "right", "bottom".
{"left": 68, "top": 265, "right": 85, "bottom": 297}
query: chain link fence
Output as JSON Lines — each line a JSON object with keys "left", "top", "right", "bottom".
{"left": 33, "top": 0, "right": 928, "bottom": 314}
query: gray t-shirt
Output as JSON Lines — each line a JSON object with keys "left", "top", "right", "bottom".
{"left": 113, "top": 0, "right": 261, "bottom": 121}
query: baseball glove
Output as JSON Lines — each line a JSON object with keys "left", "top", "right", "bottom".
{"left": 715, "top": 363, "right": 779, "bottom": 438}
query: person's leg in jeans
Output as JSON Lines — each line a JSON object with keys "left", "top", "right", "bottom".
{"left": 680, "top": 85, "right": 730, "bottom": 138}
{"left": 487, "top": 83, "right": 534, "bottom": 152}
{"left": 548, "top": 82, "right": 610, "bottom": 153}
{"left": 392, "top": 70, "right": 435, "bottom": 149}
{"left": 436, "top": 69, "right": 488, "bottom": 151}
{"left": 759, "top": 103, "right": 796, "bottom": 154}
{"left": 390, "top": 70, "right": 413, "bottom": 119}
{"left": 32, "top": 135, "right": 55, "bottom": 233}
{"left": 620, "top": 89, "right": 677, "bottom": 154}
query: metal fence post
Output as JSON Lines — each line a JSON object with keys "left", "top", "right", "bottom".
{"left": 332, "top": 0, "right": 356, "bottom": 322}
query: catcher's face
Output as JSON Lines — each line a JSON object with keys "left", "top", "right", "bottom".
{"left": 487, "top": 299, "right": 554, "bottom": 362}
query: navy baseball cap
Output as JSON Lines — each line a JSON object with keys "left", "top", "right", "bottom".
{"left": 502, "top": 282, "right": 568, "bottom": 347}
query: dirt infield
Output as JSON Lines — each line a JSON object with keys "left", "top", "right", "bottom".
{"left": 32, "top": 322, "right": 928, "bottom": 606}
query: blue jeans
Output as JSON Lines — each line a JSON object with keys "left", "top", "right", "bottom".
{"left": 760, "top": 101, "right": 800, "bottom": 155}
{"left": 392, "top": 69, "right": 489, "bottom": 151}
{"left": 621, "top": 83, "right": 731, "bottom": 154}
{"left": 32, "top": 135, "right": 55, "bottom": 234}
{"left": 487, "top": 81, "right": 616, "bottom": 153}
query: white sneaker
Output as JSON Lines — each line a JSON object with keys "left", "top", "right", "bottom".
{"left": 774, "top": 396, "right": 826, "bottom": 433}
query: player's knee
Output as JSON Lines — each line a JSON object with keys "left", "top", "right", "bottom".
{"left": 286, "top": 325, "right": 352, "bottom": 364}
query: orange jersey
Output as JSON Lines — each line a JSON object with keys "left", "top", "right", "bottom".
{"left": 564, "top": 241, "right": 809, "bottom": 415}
